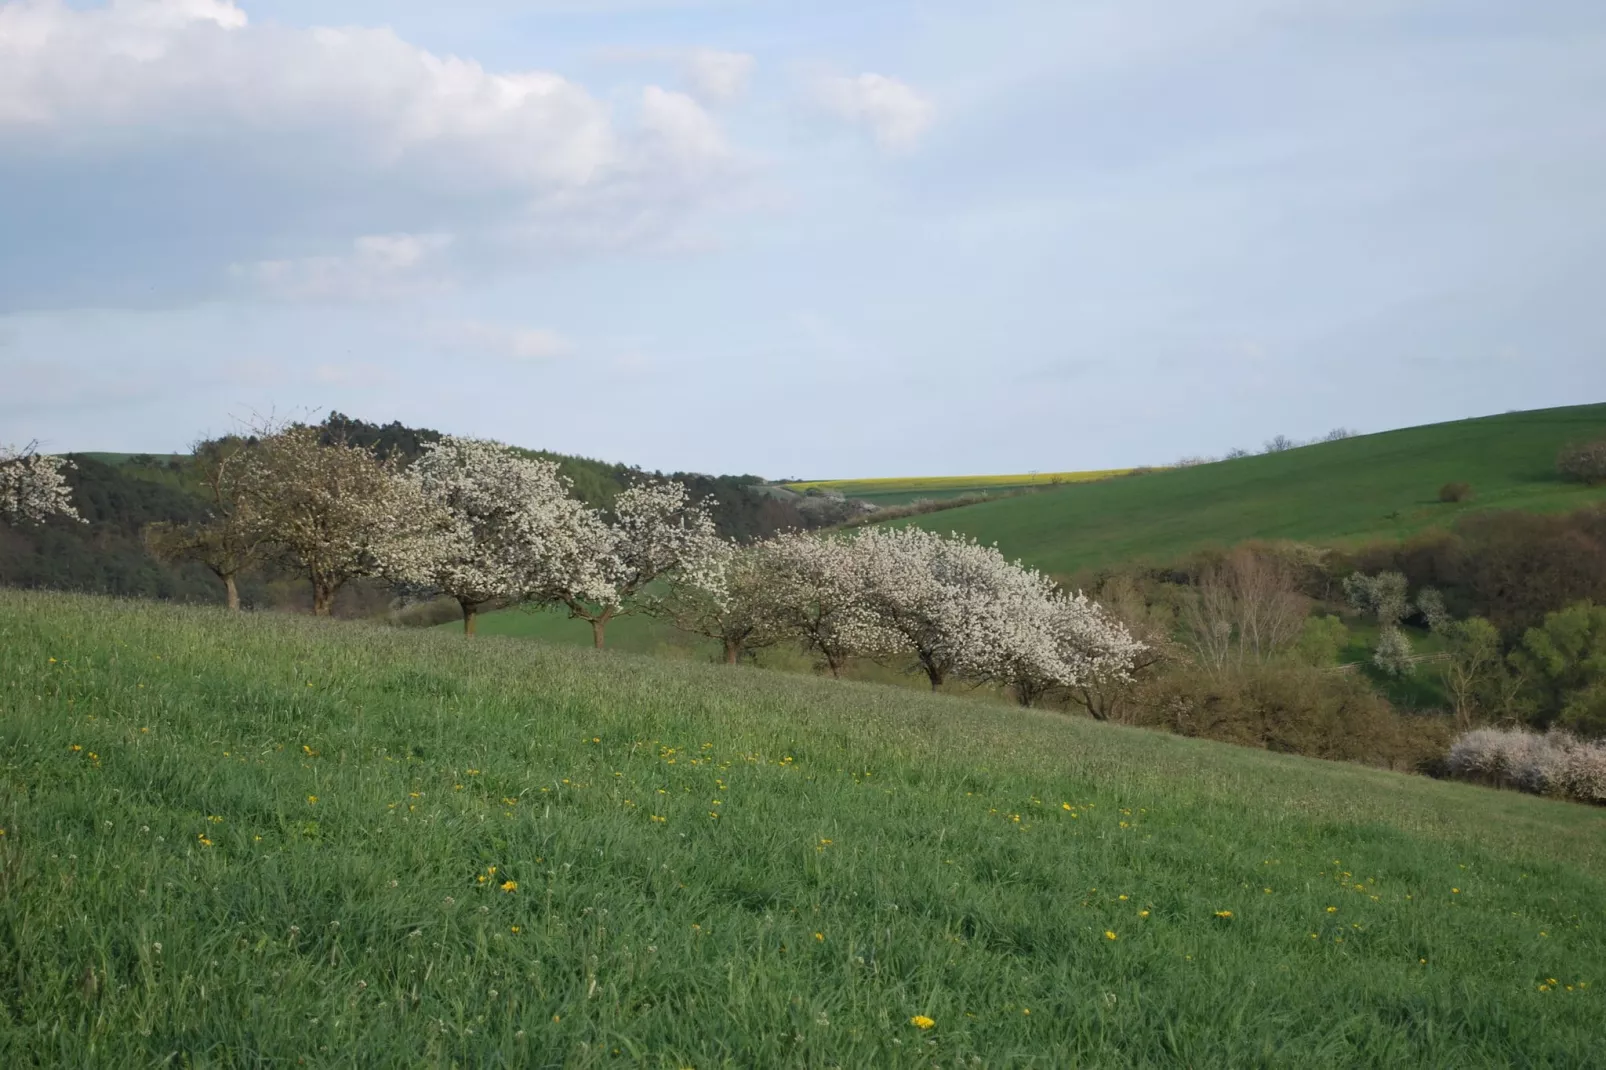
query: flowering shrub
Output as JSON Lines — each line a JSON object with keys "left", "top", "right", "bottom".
{"left": 0, "top": 444, "right": 81, "bottom": 525}
{"left": 1446, "top": 728, "right": 1606, "bottom": 804}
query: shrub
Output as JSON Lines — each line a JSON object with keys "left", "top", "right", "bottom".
{"left": 1133, "top": 663, "right": 1447, "bottom": 770}
{"left": 1438, "top": 482, "right": 1472, "bottom": 503}
{"left": 1557, "top": 438, "right": 1606, "bottom": 486}
{"left": 1372, "top": 626, "right": 1415, "bottom": 676}
{"left": 1446, "top": 727, "right": 1606, "bottom": 804}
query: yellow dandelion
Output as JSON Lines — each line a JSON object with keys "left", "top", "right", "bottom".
{"left": 1214, "top": 910, "right": 1233, "bottom": 919}
{"left": 910, "top": 1015, "right": 935, "bottom": 1030}
{"left": 1105, "top": 931, "right": 1118, "bottom": 941}
{"left": 306, "top": 795, "right": 318, "bottom": 805}
{"left": 500, "top": 880, "right": 518, "bottom": 893}
{"left": 1326, "top": 906, "right": 1337, "bottom": 913}
{"left": 1138, "top": 910, "right": 1150, "bottom": 918}
{"left": 511, "top": 926, "right": 520, "bottom": 934}
{"left": 814, "top": 932, "right": 824, "bottom": 942}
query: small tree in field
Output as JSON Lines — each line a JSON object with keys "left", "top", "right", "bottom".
{"left": 241, "top": 424, "right": 430, "bottom": 616}
{"left": 1438, "top": 482, "right": 1472, "bottom": 503}
{"left": 393, "top": 437, "right": 596, "bottom": 635}
{"left": 758, "top": 531, "right": 902, "bottom": 677}
{"left": 1, "top": 443, "right": 82, "bottom": 525}
{"left": 144, "top": 437, "right": 268, "bottom": 610}
{"left": 957, "top": 584, "right": 1145, "bottom": 707}
{"left": 539, "top": 480, "right": 722, "bottom": 649}
{"left": 1557, "top": 439, "right": 1606, "bottom": 486}
{"left": 855, "top": 526, "right": 1010, "bottom": 689}
{"left": 661, "top": 538, "right": 787, "bottom": 663}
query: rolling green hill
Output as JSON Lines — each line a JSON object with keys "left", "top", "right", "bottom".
{"left": 3, "top": 590, "right": 1603, "bottom": 1065}
{"left": 896, "top": 404, "right": 1606, "bottom": 577}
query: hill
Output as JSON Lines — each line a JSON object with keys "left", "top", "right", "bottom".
{"left": 2, "top": 590, "right": 1602, "bottom": 1064}
{"left": 895, "top": 404, "right": 1606, "bottom": 578}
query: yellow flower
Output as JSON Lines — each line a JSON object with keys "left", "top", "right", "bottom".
{"left": 910, "top": 1015, "right": 935, "bottom": 1030}
{"left": 1326, "top": 906, "right": 1337, "bottom": 913}
{"left": 1138, "top": 910, "right": 1150, "bottom": 918}
{"left": 1451, "top": 888, "right": 1460, "bottom": 894}
{"left": 511, "top": 926, "right": 520, "bottom": 934}
{"left": 500, "top": 880, "right": 518, "bottom": 893}
{"left": 306, "top": 795, "right": 318, "bottom": 805}
{"left": 814, "top": 932, "right": 824, "bottom": 942}
{"left": 1214, "top": 910, "right": 1233, "bottom": 919}
{"left": 1105, "top": 931, "right": 1118, "bottom": 941}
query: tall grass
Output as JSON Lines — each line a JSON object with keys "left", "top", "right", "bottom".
{"left": 1, "top": 590, "right": 1602, "bottom": 1066}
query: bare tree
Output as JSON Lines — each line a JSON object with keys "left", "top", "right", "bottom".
{"left": 1181, "top": 548, "right": 1308, "bottom": 674}
{"left": 144, "top": 437, "right": 268, "bottom": 610}
{"left": 1261, "top": 434, "right": 1297, "bottom": 453}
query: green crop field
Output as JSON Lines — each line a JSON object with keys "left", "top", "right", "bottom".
{"left": 784, "top": 470, "right": 1133, "bottom": 506}
{"left": 3, "top": 590, "right": 1602, "bottom": 1065}
{"left": 895, "top": 404, "right": 1606, "bottom": 578}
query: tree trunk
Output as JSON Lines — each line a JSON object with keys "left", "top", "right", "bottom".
{"left": 312, "top": 579, "right": 336, "bottom": 617}
{"left": 723, "top": 638, "right": 741, "bottom": 665}
{"left": 920, "top": 653, "right": 945, "bottom": 691}
{"left": 461, "top": 599, "right": 478, "bottom": 636}
{"left": 591, "top": 617, "right": 608, "bottom": 650}
{"left": 223, "top": 573, "right": 240, "bottom": 612}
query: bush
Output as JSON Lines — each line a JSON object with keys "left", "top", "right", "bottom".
{"left": 1439, "top": 482, "right": 1472, "bottom": 503}
{"left": 1557, "top": 438, "right": 1606, "bottom": 486}
{"left": 1446, "top": 727, "right": 1606, "bottom": 804}
{"left": 1132, "top": 663, "right": 1448, "bottom": 770}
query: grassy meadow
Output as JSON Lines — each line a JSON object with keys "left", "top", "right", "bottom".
{"left": 2, "top": 590, "right": 1603, "bottom": 1066}
{"left": 783, "top": 470, "right": 1133, "bottom": 506}
{"left": 894, "top": 404, "right": 1606, "bottom": 577}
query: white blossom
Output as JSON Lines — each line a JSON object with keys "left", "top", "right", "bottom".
{"left": 389, "top": 436, "right": 603, "bottom": 633}
{"left": 0, "top": 443, "right": 82, "bottom": 525}
{"left": 535, "top": 479, "right": 723, "bottom": 648}
{"left": 756, "top": 531, "right": 904, "bottom": 677}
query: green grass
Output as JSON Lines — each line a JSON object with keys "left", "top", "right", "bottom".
{"left": 2, "top": 591, "right": 1603, "bottom": 1066}
{"left": 895, "top": 404, "right": 1606, "bottom": 577}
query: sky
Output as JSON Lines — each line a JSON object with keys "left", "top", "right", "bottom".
{"left": 2, "top": 0, "right": 1604, "bottom": 479}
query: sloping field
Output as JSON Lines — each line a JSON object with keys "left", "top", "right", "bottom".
{"left": 784, "top": 469, "right": 1133, "bottom": 505}
{"left": 898, "top": 404, "right": 1606, "bottom": 577}
{"left": 2, "top": 591, "right": 1601, "bottom": 1065}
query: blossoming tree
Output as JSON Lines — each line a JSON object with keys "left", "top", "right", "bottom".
{"left": 536, "top": 480, "right": 723, "bottom": 649}
{"left": 240, "top": 424, "right": 432, "bottom": 616}
{"left": 757, "top": 531, "right": 903, "bottom": 677}
{"left": 1, "top": 443, "right": 82, "bottom": 525}
{"left": 391, "top": 436, "right": 601, "bottom": 635}
{"left": 661, "top": 537, "right": 790, "bottom": 664}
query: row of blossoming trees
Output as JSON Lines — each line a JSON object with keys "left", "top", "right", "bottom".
{"left": 4, "top": 429, "right": 1143, "bottom": 705}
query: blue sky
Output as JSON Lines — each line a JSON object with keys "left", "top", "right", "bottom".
{"left": 2, "top": 0, "right": 1603, "bottom": 478}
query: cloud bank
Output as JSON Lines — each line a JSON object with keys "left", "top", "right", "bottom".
{"left": 0, "top": 0, "right": 740, "bottom": 310}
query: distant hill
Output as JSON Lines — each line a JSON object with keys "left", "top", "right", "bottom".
{"left": 892, "top": 404, "right": 1606, "bottom": 578}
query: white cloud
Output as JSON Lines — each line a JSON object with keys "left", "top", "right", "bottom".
{"left": 682, "top": 49, "right": 757, "bottom": 103}
{"left": 813, "top": 72, "right": 935, "bottom": 151}
{"left": 0, "top": 0, "right": 739, "bottom": 309}
{"left": 232, "top": 233, "right": 455, "bottom": 301}
{"left": 439, "top": 320, "right": 574, "bottom": 361}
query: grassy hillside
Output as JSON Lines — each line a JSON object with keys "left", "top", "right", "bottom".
{"left": 2, "top": 591, "right": 1601, "bottom": 1065}
{"left": 897, "top": 404, "right": 1606, "bottom": 577}
{"left": 785, "top": 469, "right": 1132, "bottom": 506}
